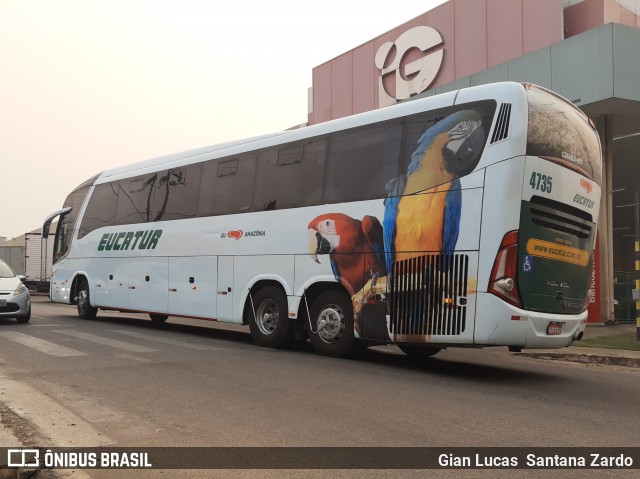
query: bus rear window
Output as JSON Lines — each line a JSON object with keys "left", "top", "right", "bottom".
{"left": 526, "top": 87, "right": 602, "bottom": 185}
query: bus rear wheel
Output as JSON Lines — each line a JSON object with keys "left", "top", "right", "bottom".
{"left": 307, "top": 290, "right": 354, "bottom": 357}
{"left": 248, "top": 286, "right": 294, "bottom": 348}
{"left": 76, "top": 279, "right": 98, "bottom": 320}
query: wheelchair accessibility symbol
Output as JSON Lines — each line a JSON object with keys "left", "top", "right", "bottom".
{"left": 522, "top": 255, "right": 533, "bottom": 273}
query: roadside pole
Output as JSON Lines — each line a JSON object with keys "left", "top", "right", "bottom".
{"left": 636, "top": 184, "right": 640, "bottom": 341}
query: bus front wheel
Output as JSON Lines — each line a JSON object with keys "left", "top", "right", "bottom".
{"left": 248, "top": 286, "right": 294, "bottom": 348}
{"left": 76, "top": 279, "right": 98, "bottom": 320}
{"left": 149, "top": 313, "right": 169, "bottom": 323}
{"left": 307, "top": 290, "right": 354, "bottom": 357}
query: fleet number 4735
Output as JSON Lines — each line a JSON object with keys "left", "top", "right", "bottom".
{"left": 530, "top": 171, "right": 552, "bottom": 193}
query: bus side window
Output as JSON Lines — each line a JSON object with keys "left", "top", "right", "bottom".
{"left": 300, "top": 140, "right": 327, "bottom": 205}
{"left": 78, "top": 183, "right": 118, "bottom": 239}
{"left": 254, "top": 149, "right": 279, "bottom": 210}
{"left": 149, "top": 164, "right": 201, "bottom": 222}
{"left": 325, "top": 122, "right": 402, "bottom": 203}
{"left": 401, "top": 104, "right": 493, "bottom": 187}
{"left": 115, "top": 174, "right": 159, "bottom": 225}
{"left": 253, "top": 139, "right": 326, "bottom": 211}
{"left": 197, "top": 155, "right": 256, "bottom": 216}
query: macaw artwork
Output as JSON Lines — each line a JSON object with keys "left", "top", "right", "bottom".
{"left": 383, "top": 110, "right": 484, "bottom": 271}
{"left": 307, "top": 213, "right": 386, "bottom": 336}
{"left": 307, "top": 213, "right": 386, "bottom": 295}
{"left": 307, "top": 109, "right": 485, "bottom": 339}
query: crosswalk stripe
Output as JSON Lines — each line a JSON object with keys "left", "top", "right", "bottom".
{"left": 108, "top": 330, "right": 226, "bottom": 351}
{"left": 0, "top": 331, "right": 87, "bottom": 357}
{"left": 53, "top": 330, "right": 158, "bottom": 353}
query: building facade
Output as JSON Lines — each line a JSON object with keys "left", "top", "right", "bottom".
{"left": 308, "top": 0, "right": 640, "bottom": 323}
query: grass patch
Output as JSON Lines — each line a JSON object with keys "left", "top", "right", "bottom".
{"left": 576, "top": 334, "right": 640, "bottom": 351}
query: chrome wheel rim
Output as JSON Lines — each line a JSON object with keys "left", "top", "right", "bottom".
{"left": 255, "top": 299, "right": 279, "bottom": 336}
{"left": 316, "top": 304, "right": 345, "bottom": 344}
{"left": 77, "top": 289, "right": 88, "bottom": 314}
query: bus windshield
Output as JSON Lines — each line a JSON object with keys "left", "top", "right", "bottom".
{"left": 526, "top": 86, "right": 601, "bottom": 185}
{"left": 53, "top": 174, "right": 100, "bottom": 263}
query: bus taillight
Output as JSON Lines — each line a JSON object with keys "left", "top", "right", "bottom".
{"left": 488, "top": 230, "right": 522, "bottom": 308}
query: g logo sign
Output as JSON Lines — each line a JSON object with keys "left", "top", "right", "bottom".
{"left": 375, "top": 26, "right": 444, "bottom": 107}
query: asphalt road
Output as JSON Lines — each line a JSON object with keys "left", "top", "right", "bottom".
{"left": 1, "top": 297, "right": 639, "bottom": 479}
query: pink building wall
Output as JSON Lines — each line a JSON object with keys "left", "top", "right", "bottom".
{"left": 564, "top": 0, "right": 640, "bottom": 38}
{"left": 309, "top": 0, "right": 639, "bottom": 125}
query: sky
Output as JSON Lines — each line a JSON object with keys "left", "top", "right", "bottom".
{"left": 0, "top": 0, "right": 447, "bottom": 240}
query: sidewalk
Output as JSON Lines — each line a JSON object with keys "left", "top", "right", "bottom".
{"left": 519, "top": 323, "right": 640, "bottom": 368}
{"left": 0, "top": 420, "right": 32, "bottom": 479}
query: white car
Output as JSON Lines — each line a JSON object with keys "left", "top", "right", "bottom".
{"left": 0, "top": 259, "right": 31, "bottom": 323}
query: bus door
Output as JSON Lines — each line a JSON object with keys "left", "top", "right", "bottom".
{"left": 217, "top": 256, "right": 234, "bottom": 321}
{"left": 168, "top": 256, "right": 218, "bottom": 319}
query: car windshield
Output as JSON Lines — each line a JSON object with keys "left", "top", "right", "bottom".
{"left": 0, "top": 261, "right": 16, "bottom": 278}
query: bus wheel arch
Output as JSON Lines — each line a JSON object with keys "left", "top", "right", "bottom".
{"left": 74, "top": 275, "right": 98, "bottom": 320}
{"left": 303, "top": 283, "right": 355, "bottom": 358}
{"left": 245, "top": 281, "right": 295, "bottom": 349}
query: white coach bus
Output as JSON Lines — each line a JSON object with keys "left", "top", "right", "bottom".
{"left": 43, "top": 82, "right": 602, "bottom": 358}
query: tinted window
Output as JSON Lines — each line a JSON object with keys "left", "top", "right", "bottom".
{"left": 399, "top": 104, "right": 492, "bottom": 194}
{"left": 54, "top": 174, "right": 98, "bottom": 257}
{"left": 253, "top": 139, "right": 326, "bottom": 210}
{"left": 114, "top": 174, "right": 158, "bottom": 225}
{"left": 78, "top": 183, "right": 118, "bottom": 238}
{"left": 198, "top": 155, "right": 256, "bottom": 216}
{"left": 325, "top": 122, "right": 402, "bottom": 203}
{"left": 62, "top": 175, "right": 98, "bottom": 228}
{"left": 149, "top": 165, "right": 200, "bottom": 221}
{"left": 527, "top": 87, "right": 602, "bottom": 185}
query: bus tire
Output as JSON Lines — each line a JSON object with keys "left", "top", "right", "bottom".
{"left": 149, "top": 313, "right": 169, "bottom": 323}
{"left": 307, "top": 290, "right": 354, "bottom": 357}
{"left": 76, "top": 279, "right": 98, "bottom": 320}
{"left": 398, "top": 344, "right": 441, "bottom": 361}
{"left": 248, "top": 286, "right": 294, "bottom": 348}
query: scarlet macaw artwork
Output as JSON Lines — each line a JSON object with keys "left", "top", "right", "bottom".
{"left": 307, "top": 213, "right": 386, "bottom": 296}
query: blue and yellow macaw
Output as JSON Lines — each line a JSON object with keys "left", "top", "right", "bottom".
{"left": 383, "top": 110, "right": 484, "bottom": 272}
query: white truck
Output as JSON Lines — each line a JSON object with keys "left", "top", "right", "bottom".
{"left": 0, "top": 232, "right": 54, "bottom": 294}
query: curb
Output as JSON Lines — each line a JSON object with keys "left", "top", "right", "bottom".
{"left": 0, "top": 468, "right": 38, "bottom": 479}
{"left": 517, "top": 351, "right": 640, "bottom": 369}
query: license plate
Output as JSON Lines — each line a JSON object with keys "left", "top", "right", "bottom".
{"left": 546, "top": 322, "right": 563, "bottom": 335}
{"left": 0, "top": 299, "right": 6, "bottom": 307}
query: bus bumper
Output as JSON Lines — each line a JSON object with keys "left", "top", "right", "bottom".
{"left": 474, "top": 292, "right": 587, "bottom": 349}
{"left": 50, "top": 278, "right": 73, "bottom": 304}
